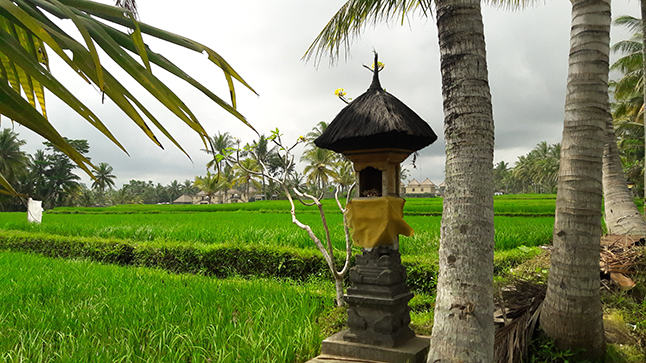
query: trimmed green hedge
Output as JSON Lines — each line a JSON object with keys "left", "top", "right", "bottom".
{"left": 0, "top": 229, "right": 440, "bottom": 294}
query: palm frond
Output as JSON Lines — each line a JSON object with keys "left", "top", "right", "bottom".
{"left": 611, "top": 37, "right": 642, "bottom": 57}
{"left": 0, "top": 0, "right": 256, "bottom": 197}
{"left": 303, "top": 0, "right": 432, "bottom": 65}
{"left": 613, "top": 15, "right": 642, "bottom": 34}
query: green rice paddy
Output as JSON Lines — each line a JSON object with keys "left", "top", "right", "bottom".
{"left": 0, "top": 210, "right": 553, "bottom": 254}
{"left": 0, "top": 251, "right": 329, "bottom": 363}
{"left": 0, "top": 195, "right": 560, "bottom": 362}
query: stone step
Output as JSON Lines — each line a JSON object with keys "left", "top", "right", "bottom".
{"left": 307, "top": 354, "right": 387, "bottom": 363}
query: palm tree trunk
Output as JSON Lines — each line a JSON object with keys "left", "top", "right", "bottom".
{"left": 540, "top": 0, "right": 608, "bottom": 358}
{"left": 603, "top": 115, "right": 646, "bottom": 235}
{"left": 427, "top": 0, "right": 495, "bottom": 360}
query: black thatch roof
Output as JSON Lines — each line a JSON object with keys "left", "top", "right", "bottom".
{"left": 315, "top": 55, "right": 437, "bottom": 153}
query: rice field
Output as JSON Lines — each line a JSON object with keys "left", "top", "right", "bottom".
{"left": 48, "top": 194, "right": 558, "bottom": 216}
{"left": 0, "top": 251, "right": 330, "bottom": 363}
{"left": 0, "top": 196, "right": 561, "bottom": 362}
{"left": 0, "top": 210, "right": 554, "bottom": 255}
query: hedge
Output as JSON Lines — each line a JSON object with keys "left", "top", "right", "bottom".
{"left": 0, "top": 229, "right": 440, "bottom": 294}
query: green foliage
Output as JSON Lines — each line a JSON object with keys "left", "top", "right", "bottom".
{"left": 0, "top": 251, "right": 328, "bottom": 362}
{"left": 527, "top": 336, "right": 580, "bottom": 363}
{"left": 0, "top": 228, "right": 447, "bottom": 295}
{"left": 0, "top": 0, "right": 255, "bottom": 198}
{"left": 610, "top": 15, "right": 645, "bottom": 197}
{"left": 493, "top": 246, "right": 543, "bottom": 275}
{"left": 511, "top": 142, "right": 561, "bottom": 194}
{"left": 0, "top": 229, "right": 329, "bottom": 281}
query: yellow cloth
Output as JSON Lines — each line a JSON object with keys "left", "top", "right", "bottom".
{"left": 346, "top": 196, "right": 414, "bottom": 248}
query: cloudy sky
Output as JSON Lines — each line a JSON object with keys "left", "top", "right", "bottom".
{"left": 9, "top": 0, "right": 642, "bottom": 187}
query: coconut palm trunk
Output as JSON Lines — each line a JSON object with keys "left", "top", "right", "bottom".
{"left": 540, "top": 0, "right": 608, "bottom": 357}
{"left": 427, "top": 0, "right": 495, "bottom": 360}
{"left": 603, "top": 115, "right": 646, "bottom": 235}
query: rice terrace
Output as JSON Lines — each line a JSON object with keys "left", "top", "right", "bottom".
{"left": 0, "top": 194, "right": 600, "bottom": 362}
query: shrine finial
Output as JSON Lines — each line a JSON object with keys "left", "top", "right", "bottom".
{"left": 369, "top": 52, "right": 381, "bottom": 91}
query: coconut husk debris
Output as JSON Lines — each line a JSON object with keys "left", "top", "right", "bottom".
{"left": 494, "top": 279, "right": 546, "bottom": 363}
{"left": 600, "top": 235, "right": 645, "bottom": 290}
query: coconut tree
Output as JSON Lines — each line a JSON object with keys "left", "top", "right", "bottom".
{"left": 305, "top": 121, "right": 329, "bottom": 146}
{"left": 603, "top": 113, "right": 646, "bottom": 235}
{"left": 602, "top": 17, "right": 646, "bottom": 235}
{"left": 232, "top": 158, "right": 262, "bottom": 201}
{"left": 0, "top": 0, "right": 255, "bottom": 196}
{"left": 540, "top": 0, "right": 609, "bottom": 357}
{"left": 166, "top": 180, "right": 182, "bottom": 202}
{"left": 251, "top": 134, "right": 278, "bottom": 196}
{"left": 306, "top": 1, "right": 495, "bottom": 360}
{"left": 334, "top": 159, "right": 356, "bottom": 194}
{"left": 611, "top": 14, "right": 646, "bottom": 216}
{"left": 91, "top": 162, "right": 116, "bottom": 192}
{"left": 301, "top": 147, "right": 338, "bottom": 196}
{"left": 180, "top": 179, "right": 199, "bottom": 197}
{"left": 0, "top": 128, "right": 28, "bottom": 187}
{"left": 511, "top": 142, "right": 560, "bottom": 193}
{"left": 193, "top": 172, "right": 223, "bottom": 203}
{"left": 204, "top": 132, "right": 235, "bottom": 172}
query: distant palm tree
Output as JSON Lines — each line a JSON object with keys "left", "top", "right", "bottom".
{"left": 91, "top": 162, "right": 116, "bottom": 192}
{"left": 193, "top": 172, "right": 223, "bottom": 203}
{"left": 334, "top": 159, "right": 356, "bottom": 193}
{"left": 180, "top": 179, "right": 198, "bottom": 197}
{"left": 512, "top": 142, "right": 560, "bottom": 193}
{"left": 305, "top": 121, "right": 329, "bottom": 148}
{"left": 301, "top": 147, "right": 338, "bottom": 195}
{"left": 26, "top": 150, "right": 51, "bottom": 200}
{"left": 251, "top": 134, "right": 278, "bottom": 195}
{"left": 232, "top": 158, "right": 262, "bottom": 202}
{"left": 204, "top": 132, "right": 235, "bottom": 172}
{"left": 166, "top": 180, "right": 183, "bottom": 202}
{"left": 0, "top": 129, "right": 28, "bottom": 187}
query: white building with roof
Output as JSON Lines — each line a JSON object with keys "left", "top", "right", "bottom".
{"left": 404, "top": 178, "right": 436, "bottom": 195}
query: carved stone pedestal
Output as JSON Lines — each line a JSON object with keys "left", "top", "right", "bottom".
{"left": 319, "top": 246, "right": 429, "bottom": 363}
{"left": 345, "top": 245, "right": 415, "bottom": 346}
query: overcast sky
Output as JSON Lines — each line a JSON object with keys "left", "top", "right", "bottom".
{"left": 8, "top": 0, "right": 643, "bottom": 188}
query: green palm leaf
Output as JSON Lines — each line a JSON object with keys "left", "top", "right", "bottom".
{"left": 0, "top": 0, "right": 255, "bottom": 197}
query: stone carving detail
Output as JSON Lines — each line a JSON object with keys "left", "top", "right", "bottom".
{"left": 343, "top": 245, "right": 415, "bottom": 347}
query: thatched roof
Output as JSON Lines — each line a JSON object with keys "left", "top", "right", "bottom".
{"left": 173, "top": 194, "right": 193, "bottom": 204}
{"left": 315, "top": 54, "right": 437, "bottom": 153}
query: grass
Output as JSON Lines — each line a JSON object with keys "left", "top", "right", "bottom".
{"left": 46, "top": 194, "right": 557, "bottom": 217}
{"left": 0, "top": 251, "right": 331, "bottom": 363}
{"left": 6, "top": 194, "right": 622, "bottom": 361}
{"left": 0, "top": 212, "right": 553, "bottom": 256}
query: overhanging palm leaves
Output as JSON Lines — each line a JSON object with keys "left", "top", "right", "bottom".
{"left": 303, "top": 0, "right": 432, "bottom": 64}
{"left": 0, "top": 0, "right": 256, "bottom": 196}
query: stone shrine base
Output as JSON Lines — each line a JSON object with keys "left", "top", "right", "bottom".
{"left": 310, "top": 330, "right": 430, "bottom": 363}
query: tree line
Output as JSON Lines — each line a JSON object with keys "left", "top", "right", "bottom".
{"left": 0, "top": 129, "right": 118, "bottom": 210}
{"left": 195, "top": 123, "right": 356, "bottom": 203}
{"left": 0, "top": 120, "right": 361, "bottom": 210}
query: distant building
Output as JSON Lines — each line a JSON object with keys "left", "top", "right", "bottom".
{"left": 191, "top": 188, "right": 256, "bottom": 204}
{"left": 172, "top": 194, "right": 193, "bottom": 205}
{"left": 404, "top": 178, "right": 436, "bottom": 195}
